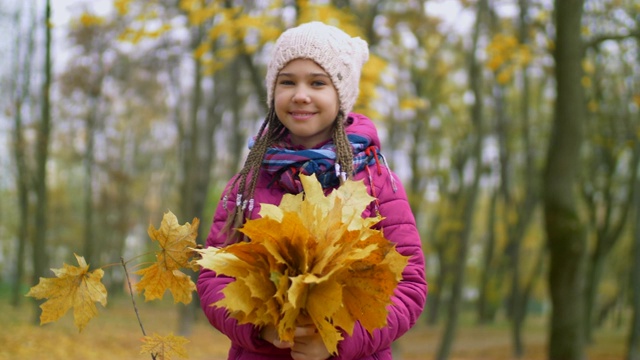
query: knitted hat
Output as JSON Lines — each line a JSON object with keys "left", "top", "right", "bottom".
{"left": 265, "top": 21, "right": 369, "bottom": 116}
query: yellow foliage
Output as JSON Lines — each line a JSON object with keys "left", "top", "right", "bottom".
{"left": 196, "top": 175, "right": 408, "bottom": 356}
{"left": 179, "top": 0, "right": 200, "bottom": 12}
{"left": 135, "top": 211, "right": 199, "bottom": 304}
{"left": 297, "top": 0, "right": 362, "bottom": 37}
{"left": 113, "top": 0, "right": 130, "bottom": 16}
{"left": 140, "top": 333, "right": 189, "bottom": 360}
{"left": 400, "top": 98, "right": 429, "bottom": 111}
{"left": 356, "top": 54, "right": 387, "bottom": 117}
{"left": 26, "top": 254, "right": 107, "bottom": 332}
{"left": 146, "top": 24, "right": 172, "bottom": 38}
{"left": 194, "top": 42, "right": 211, "bottom": 60}
{"left": 496, "top": 66, "right": 514, "bottom": 85}
{"left": 582, "top": 76, "right": 592, "bottom": 89}
{"left": 486, "top": 33, "right": 531, "bottom": 81}
{"left": 588, "top": 100, "right": 599, "bottom": 113}
{"left": 582, "top": 59, "right": 595, "bottom": 74}
{"left": 78, "top": 13, "right": 105, "bottom": 27}
{"left": 634, "top": 94, "right": 640, "bottom": 107}
{"left": 188, "top": 2, "right": 219, "bottom": 26}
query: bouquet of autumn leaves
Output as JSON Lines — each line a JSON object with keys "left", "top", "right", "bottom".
{"left": 195, "top": 174, "right": 409, "bottom": 355}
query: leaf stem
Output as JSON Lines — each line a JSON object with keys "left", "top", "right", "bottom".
{"left": 99, "top": 251, "right": 155, "bottom": 271}
{"left": 123, "top": 251, "right": 156, "bottom": 265}
{"left": 121, "top": 257, "right": 157, "bottom": 360}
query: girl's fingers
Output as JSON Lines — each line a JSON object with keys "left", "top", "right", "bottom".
{"left": 294, "top": 325, "right": 318, "bottom": 337}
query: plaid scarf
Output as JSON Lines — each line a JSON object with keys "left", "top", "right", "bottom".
{"left": 261, "top": 134, "right": 380, "bottom": 194}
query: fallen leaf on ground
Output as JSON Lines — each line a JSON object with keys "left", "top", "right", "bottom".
{"left": 140, "top": 333, "right": 189, "bottom": 360}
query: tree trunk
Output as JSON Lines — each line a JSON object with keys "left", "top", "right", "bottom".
{"left": 177, "top": 23, "right": 205, "bottom": 337}
{"left": 543, "top": 0, "right": 587, "bottom": 359}
{"left": 83, "top": 96, "right": 98, "bottom": 266}
{"left": 628, "top": 180, "right": 640, "bottom": 360}
{"left": 476, "top": 189, "right": 498, "bottom": 325}
{"left": 229, "top": 58, "right": 244, "bottom": 174}
{"left": 505, "top": 0, "right": 539, "bottom": 356}
{"left": 10, "top": 1, "right": 36, "bottom": 307}
{"left": 32, "top": 0, "right": 52, "bottom": 324}
{"left": 427, "top": 232, "right": 446, "bottom": 326}
{"left": 435, "top": 1, "right": 486, "bottom": 358}
{"left": 584, "top": 134, "right": 640, "bottom": 342}
{"left": 626, "top": 28, "right": 640, "bottom": 359}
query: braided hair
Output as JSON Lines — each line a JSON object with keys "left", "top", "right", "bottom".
{"left": 221, "top": 108, "right": 353, "bottom": 244}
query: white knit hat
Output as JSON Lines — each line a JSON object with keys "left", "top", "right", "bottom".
{"left": 265, "top": 21, "right": 369, "bottom": 116}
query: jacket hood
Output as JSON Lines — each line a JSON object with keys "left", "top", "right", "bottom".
{"left": 346, "top": 113, "right": 382, "bottom": 150}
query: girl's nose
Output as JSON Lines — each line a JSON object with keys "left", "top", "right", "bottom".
{"left": 292, "top": 88, "right": 311, "bottom": 103}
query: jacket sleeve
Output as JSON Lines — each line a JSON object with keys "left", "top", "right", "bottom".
{"left": 335, "top": 171, "right": 428, "bottom": 359}
{"left": 196, "top": 181, "right": 281, "bottom": 354}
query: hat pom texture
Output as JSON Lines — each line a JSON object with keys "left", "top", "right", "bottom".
{"left": 266, "top": 22, "right": 370, "bottom": 116}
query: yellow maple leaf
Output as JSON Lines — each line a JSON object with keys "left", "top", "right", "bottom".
{"left": 26, "top": 254, "right": 107, "bottom": 332}
{"left": 140, "top": 333, "right": 189, "bottom": 360}
{"left": 196, "top": 175, "right": 408, "bottom": 355}
{"left": 136, "top": 211, "right": 199, "bottom": 303}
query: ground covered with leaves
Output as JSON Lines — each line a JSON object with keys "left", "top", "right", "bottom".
{"left": 0, "top": 293, "right": 627, "bottom": 360}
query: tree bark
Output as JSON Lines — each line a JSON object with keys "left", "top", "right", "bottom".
{"left": 32, "top": 0, "right": 52, "bottom": 323}
{"left": 543, "top": 0, "right": 587, "bottom": 358}
{"left": 10, "top": 1, "right": 36, "bottom": 307}
{"left": 177, "top": 23, "right": 205, "bottom": 337}
{"left": 83, "top": 95, "right": 98, "bottom": 266}
{"left": 476, "top": 189, "right": 498, "bottom": 325}
{"left": 435, "top": 1, "right": 487, "bottom": 358}
{"left": 628, "top": 179, "right": 640, "bottom": 360}
{"left": 426, "top": 224, "right": 446, "bottom": 326}
{"left": 582, "top": 75, "right": 640, "bottom": 344}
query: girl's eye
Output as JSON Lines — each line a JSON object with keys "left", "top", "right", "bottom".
{"left": 279, "top": 80, "right": 294, "bottom": 86}
{"left": 312, "top": 80, "right": 326, "bottom": 87}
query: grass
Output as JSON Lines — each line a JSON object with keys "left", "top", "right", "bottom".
{"left": 0, "top": 292, "right": 628, "bottom": 360}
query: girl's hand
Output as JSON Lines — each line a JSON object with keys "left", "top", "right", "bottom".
{"left": 260, "top": 324, "right": 293, "bottom": 349}
{"left": 290, "top": 325, "right": 331, "bottom": 360}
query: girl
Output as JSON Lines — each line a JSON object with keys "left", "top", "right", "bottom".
{"left": 197, "top": 21, "right": 427, "bottom": 360}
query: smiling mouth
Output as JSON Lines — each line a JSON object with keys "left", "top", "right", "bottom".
{"left": 290, "top": 112, "right": 316, "bottom": 120}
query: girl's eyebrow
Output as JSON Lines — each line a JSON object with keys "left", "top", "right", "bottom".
{"left": 277, "top": 72, "right": 330, "bottom": 78}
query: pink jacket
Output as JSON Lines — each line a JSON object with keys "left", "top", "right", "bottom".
{"left": 197, "top": 113, "right": 427, "bottom": 359}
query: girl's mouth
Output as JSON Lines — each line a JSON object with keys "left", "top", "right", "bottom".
{"left": 290, "top": 112, "right": 315, "bottom": 120}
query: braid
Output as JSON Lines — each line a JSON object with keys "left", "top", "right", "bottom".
{"left": 332, "top": 112, "right": 354, "bottom": 182}
{"left": 222, "top": 107, "right": 285, "bottom": 243}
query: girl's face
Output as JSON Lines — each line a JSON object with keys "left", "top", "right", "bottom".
{"left": 274, "top": 59, "right": 340, "bottom": 149}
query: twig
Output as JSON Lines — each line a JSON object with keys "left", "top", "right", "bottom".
{"left": 121, "top": 257, "right": 157, "bottom": 360}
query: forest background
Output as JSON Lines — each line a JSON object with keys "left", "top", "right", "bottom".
{"left": 0, "top": 0, "right": 639, "bottom": 359}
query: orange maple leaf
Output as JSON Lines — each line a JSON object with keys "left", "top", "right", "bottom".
{"left": 26, "top": 253, "right": 107, "bottom": 332}
{"left": 140, "top": 332, "right": 189, "bottom": 360}
{"left": 196, "top": 175, "right": 408, "bottom": 355}
{"left": 136, "top": 211, "right": 199, "bottom": 304}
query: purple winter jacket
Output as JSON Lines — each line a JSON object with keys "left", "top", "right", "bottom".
{"left": 197, "top": 113, "right": 427, "bottom": 360}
